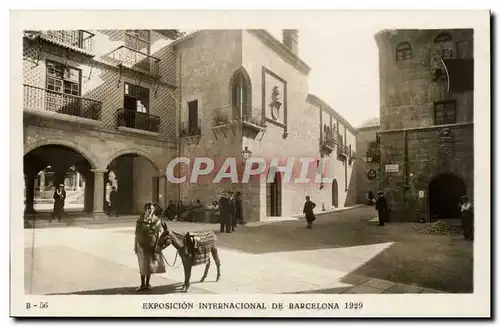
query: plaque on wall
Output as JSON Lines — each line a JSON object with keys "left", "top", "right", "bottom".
{"left": 262, "top": 67, "right": 287, "bottom": 129}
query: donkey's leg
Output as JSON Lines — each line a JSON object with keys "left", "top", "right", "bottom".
{"left": 200, "top": 257, "right": 210, "bottom": 282}
{"left": 181, "top": 257, "right": 192, "bottom": 292}
{"left": 211, "top": 246, "right": 221, "bottom": 281}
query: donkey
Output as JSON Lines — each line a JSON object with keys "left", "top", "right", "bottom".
{"left": 160, "top": 222, "right": 221, "bottom": 292}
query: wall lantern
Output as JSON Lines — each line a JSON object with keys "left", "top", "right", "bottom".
{"left": 242, "top": 146, "right": 252, "bottom": 161}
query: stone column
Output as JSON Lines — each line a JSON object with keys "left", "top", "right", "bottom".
{"left": 91, "top": 169, "right": 107, "bottom": 219}
{"left": 24, "top": 174, "right": 36, "bottom": 214}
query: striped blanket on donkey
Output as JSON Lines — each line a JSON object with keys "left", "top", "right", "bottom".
{"left": 172, "top": 231, "right": 217, "bottom": 266}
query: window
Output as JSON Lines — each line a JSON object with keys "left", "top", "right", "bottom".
{"left": 396, "top": 42, "right": 412, "bottom": 61}
{"left": 124, "top": 82, "right": 150, "bottom": 113}
{"left": 434, "top": 101, "right": 457, "bottom": 125}
{"left": 231, "top": 72, "right": 251, "bottom": 120}
{"left": 125, "top": 30, "right": 150, "bottom": 54}
{"left": 46, "top": 61, "right": 81, "bottom": 96}
{"left": 188, "top": 100, "right": 199, "bottom": 132}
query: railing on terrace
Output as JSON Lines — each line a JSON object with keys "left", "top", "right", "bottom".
{"left": 23, "top": 84, "right": 102, "bottom": 121}
{"left": 321, "top": 125, "right": 336, "bottom": 149}
{"left": 39, "top": 30, "right": 95, "bottom": 53}
{"left": 212, "top": 105, "right": 266, "bottom": 129}
{"left": 180, "top": 119, "right": 202, "bottom": 137}
{"left": 106, "top": 46, "right": 161, "bottom": 77}
{"left": 116, "top": 108, "right": 160, "bottom": 133}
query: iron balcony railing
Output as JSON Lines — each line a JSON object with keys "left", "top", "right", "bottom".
{"left": 116, "top": 108, "right": 160, "bottom": 133}
{"left": 23, "top": 84, "right": 102, "bottom": 121}
{"left": 321, "top": 125, "right": 336, "bottom": 149}
{"left": 39, "top": 30, "right": 95, "bottom": 53}
{"left": 180, "top": 119, "right": 202, "bottom": 137}
{"left": 212, "top": 105, "right": 266, "bottom": 128}
{"left": 106, "top": 46, "right": 161, "bottom": 77}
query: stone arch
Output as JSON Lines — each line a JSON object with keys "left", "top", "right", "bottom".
{"left": 24, "top": 137, "right": 100, "bottom": 169}
{"left": 426, "top": 172, "right": 467, "bottom": 221}
{"left": 105, "top": 148, "right": 161, "bottom": 173}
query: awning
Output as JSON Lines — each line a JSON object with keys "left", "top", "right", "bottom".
{"left": 443, "top": 59, "right": 474, "bottom": 92}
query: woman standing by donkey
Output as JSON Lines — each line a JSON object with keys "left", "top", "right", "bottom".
{"left": 134, "top": 203, "right": 167, "bottom": 291}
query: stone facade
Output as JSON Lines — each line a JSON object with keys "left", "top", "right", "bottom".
{"left": 175, "top": 30, "right": 357, "bottom": 222}
{"left": 375, "top": 29, "right": 474, "bottom": 222}
{"left": 354, "top": 118, "right": 381, "bottom": 204}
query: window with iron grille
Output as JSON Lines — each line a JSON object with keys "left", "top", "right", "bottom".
{"left": 46, "top": 61, "right": 81, "bottom": 96}
{"left": 125, "top": 30, "right": 150, "bottom": 54}
{"left": 395, "top": 42, "right": 412, "bottom": 61}
{"left": 434, "top": 32, "right": 454, "bottom": 59}
{"left": 434, "top": 101, "right": 457, "bottom": 125}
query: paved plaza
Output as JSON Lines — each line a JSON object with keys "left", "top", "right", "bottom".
{"left": 24, "top": 206, "right": 472, "bottom": 295}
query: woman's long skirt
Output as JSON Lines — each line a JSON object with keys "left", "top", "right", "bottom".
{"left": 136, "top": 241, "right": 167, "bottom": 275}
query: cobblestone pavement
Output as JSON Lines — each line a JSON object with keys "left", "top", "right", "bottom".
{"left": 24, "top": 206, "right": 471, "bottom": 295}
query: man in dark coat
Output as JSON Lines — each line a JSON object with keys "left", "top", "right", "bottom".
{"left": 375, "top": 191, "right": 388, "bottom": 226}
{"left": 303, "top": 196, "right": 316, "bottom": 229}
{"left": 460, "top": 196, "right": 474, "bottom": 241}
{"left": 51, "top": 184, "right": 66, "bottom": 222}
{"left": 109, "top": 186, "right": 118, "bottom": 217}
{"left": 234, "top": 191, "right": 244, "bottom": 226}
{"left": 218, "top": 192, "right": 232, "bottom": 233}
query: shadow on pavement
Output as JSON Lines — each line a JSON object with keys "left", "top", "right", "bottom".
{"left": 48, "top": 282, "right": 211, "bottom": 295}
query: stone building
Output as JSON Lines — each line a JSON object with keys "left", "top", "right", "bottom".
{"left": 23, "top": 29, "right": 182, "bottom": 217}
{"left": 354, "top": 117, "right": 380, "bottom": 204}
{"left": 173, "top": 29, "right": 357, "bottom": 222}
{"left": 22, "top": 29, "right": 358, "bottom": 221}
{"left": 374, "top": 29, "right": 474, "bottom": 222}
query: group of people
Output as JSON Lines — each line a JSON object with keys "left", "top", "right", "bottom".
{"left": 217, "top": 191, "right": 243, "bottom": 233}
{"left": 369, "top": 190, "right": 474, "bottom": 240}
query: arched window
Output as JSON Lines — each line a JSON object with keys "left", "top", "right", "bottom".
{"left": 231, "top": 70, "right": 252, "bottom": 121}
{"left": 434, "top": 32, "right": 452, "bottom": 44}
{"left": 395, "top": 42, "right": 412, "bottom": 61}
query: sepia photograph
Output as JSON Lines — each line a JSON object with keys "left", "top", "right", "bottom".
{"left": 10, "top": 9, "right": 491, "bottom": 318}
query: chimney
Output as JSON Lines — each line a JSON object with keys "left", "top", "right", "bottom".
{"left": 282, "top": 29, "right": 299, "bottom": 56}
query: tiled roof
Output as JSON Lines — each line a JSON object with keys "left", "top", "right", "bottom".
{"left": 357, "top": 117, "right": 380, "bottom": 130}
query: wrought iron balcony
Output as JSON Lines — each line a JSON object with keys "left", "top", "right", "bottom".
{"left": 337, "top": 143, "right": 348, "bottom": 159}
{"left": 27, "top": 30, "right": 95, "bottom": 55}
{"left": 23, "top": 84, "right": 102, "bottom": 121}
{"left": 105, "top": 46, "right": 161, "bottom": 77}
{"left": 116, "top": 108, "right": 160, "bottom": 133}
{"left": 212, "top": 105, "right": 267, "bottom": 129}
{"left": 180, "top": 120, "right": 202, "bottom": 137}
{"left": 321, "top": 125, "right": 336, "bottom": 154}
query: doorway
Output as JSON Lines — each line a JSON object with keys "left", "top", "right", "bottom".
{"left": 266, "top": 172, "right": 282, "bottom": 217}
{"left": 428, "top": 173, "right": 467, "bottom": 220}
{"left": 332, "top": 179, "right": 339, "bottom": 208}
{"left": 123, "top": 82, "right": 150, "bottom": 129}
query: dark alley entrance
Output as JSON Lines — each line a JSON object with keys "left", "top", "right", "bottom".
{"left": 428, "top": 173, "right": 467, "bottom": 220}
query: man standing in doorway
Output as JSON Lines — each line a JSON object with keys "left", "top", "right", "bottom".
{"left": 234, "top": 191, "right": 244, "bottom": 226}
{"left": 218, "top": 191, "right": 232, "bottom": 233}
{"left": 375, "top": 191, "right": 388, "bottom": 226}
{"left": 460, "top": 196, "right": 474, "bottom": 241}
{"left": 52, "top": 184, "right": 66, "bottom": 223}
{"left": 109, "top": 186, "right": 118, "bottom": 217}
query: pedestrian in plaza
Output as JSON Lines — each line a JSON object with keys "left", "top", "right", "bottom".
{"left": 109, "top": 186, "right": 118, "bottom": 217}
{"left": 367, "top": 190, "right": 375, "bottom": 205}
{"left": 234, "top": 191, "right": 244, "bottom": 226}
{"left": 460, "top": 196, "right": 474, "bottom": 241}
{"left": 51, "top": 184, "right": 66, "bottom": 223}
{"left": 134, "top": 202, "right": 167, "bottom": 291}
{"left": 165, "top": 200, "right": 177, "bottom": 221}
{"left": 375, "top": 191, "right": 388, "bottom": 226}
{"left": 303, "top": 196, "right": 316, "bottom": 229}
{"left": 228, "top": 191, "right": 237, "bottom": 232}
{"left": 105, "top": 182, "right": 112, "bottom": 215}
{"left": 218, "top": 191, "right": 232, "bottom": 233}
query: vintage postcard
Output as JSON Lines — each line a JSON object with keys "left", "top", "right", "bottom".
{"left": 10, "top": 9, "right": 491, "bottom": 318}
